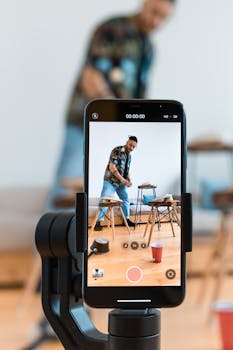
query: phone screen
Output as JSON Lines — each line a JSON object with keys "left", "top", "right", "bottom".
{"left": 84, "top": 100, "right": 185, "bottom": 307}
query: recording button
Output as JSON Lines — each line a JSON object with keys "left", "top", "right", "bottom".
{"left": 126, "top": 266, "right": 143, "bottom": 283}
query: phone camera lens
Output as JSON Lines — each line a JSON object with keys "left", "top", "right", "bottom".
{"left": 92, "top": 112, "right": 99, "bottom": 120}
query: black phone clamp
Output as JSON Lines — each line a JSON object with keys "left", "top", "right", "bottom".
{"left": 35, "top": 193, "right": 192, "bottom": 350}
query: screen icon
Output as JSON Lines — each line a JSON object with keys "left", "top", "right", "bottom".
{"left": 166, "top": 269, "right": 176, "bottom": 279}
{"left": 92, "top": 112, "right": 99, "bottom": 120}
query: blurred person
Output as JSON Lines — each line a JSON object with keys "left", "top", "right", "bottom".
{"left": 47, "top": 0, "right": 176, "bottom": 210}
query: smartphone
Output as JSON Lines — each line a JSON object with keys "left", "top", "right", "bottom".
{"left": 84, "top": 99, "right": 186, "bottom": 308}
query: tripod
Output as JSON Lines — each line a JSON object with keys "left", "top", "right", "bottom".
{"left": 35, "top": 193, "right": 192, "bottom": 350}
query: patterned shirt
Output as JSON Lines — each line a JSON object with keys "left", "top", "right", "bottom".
{"left": 104, "top": 146, "right": 131, "bottom": 187}
{"left": 66, "top": 16, "right": 154, "bottom": 127}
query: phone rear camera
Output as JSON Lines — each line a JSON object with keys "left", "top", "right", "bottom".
{"left": 92, "top": 112, "right": 99, "bottom": 120}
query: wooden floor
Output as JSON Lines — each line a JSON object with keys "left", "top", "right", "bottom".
{"left": 1, "top": 274, "right": 233, "bottom": 350}
{"left": 1, "top": 234, "right": 233, "bottom": 350}
{"left": 88, "top": 222, "right": 181, "bottom": 286}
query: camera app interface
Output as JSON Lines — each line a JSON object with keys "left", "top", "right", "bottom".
{"left": 88, "top": 121, "right": 181, "bottom": 287}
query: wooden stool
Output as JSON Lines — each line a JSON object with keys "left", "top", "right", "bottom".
{"left": 143, "top": 199, "right": 181, "bottom": 247}
{"left": 91, "top": 198, "right": 131, "bottom": 240}
{"left": 198, "top": 189, "right": 233, "bottom": 314}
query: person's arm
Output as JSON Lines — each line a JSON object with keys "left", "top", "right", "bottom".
{"left": 138, "top": 41, "right": 155, "bottom": 98}
{"left": 109, "top": 162, "right": 130, "bottom": 187}
{"left": 79, "top": 23, "right": 116, "bottom": 99}
{"left": 127, "top": 173, "right": 132, "bottom": 187}
{"left": 80, "top": 66, "right": 114, "bottom": 99}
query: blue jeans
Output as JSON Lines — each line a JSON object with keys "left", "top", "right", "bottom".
{"left": 45, "top": 124, "right": 84, "bottom": 211}
{"left": 98, "top": 180, "right": 130, "bottom": 221}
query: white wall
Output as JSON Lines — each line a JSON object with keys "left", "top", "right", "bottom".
{"left": 1, "top": 0, "right": 233, "bottom": 187}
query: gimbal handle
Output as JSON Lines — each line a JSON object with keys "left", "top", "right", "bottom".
{"left": 35, "top": 192, "right": 191, "bottom": 349}
{"left": 35, "top": 210, "right": 161, "bottom": 350}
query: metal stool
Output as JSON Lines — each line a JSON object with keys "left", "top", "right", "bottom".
{"left": 91, "top": 198, "right": 131, "bottom": 240}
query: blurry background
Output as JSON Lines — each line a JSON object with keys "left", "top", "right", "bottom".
{"left": 1, "top": 0, "right": 232, "bottom": 188}
{"left": 0, "top": 0, "right": 233, "bottom": 349}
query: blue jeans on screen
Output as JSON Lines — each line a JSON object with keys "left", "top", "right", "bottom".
{"left": 98, "top": 180, "right": 130, "bottom": 221}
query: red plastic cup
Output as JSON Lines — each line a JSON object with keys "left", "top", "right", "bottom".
{"left": 213, "top": 301, "right": 233, "bottom": 350}
{"left": 151, "top": 242, "right": 163, "bottom": 263}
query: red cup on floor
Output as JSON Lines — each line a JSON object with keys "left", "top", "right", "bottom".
{"left": 151, "top": 242, "right": 163, "bottom": 263}
{"left": 213, "top": 301, "right": 233, "bottom": 350}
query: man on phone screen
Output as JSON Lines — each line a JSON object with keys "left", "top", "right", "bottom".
{"left": 94, "top": 136, "right": 138, "bottom": 231}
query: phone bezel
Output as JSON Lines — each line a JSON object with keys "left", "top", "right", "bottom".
{"left": 84, "top": 99, "right": 186, "bottom": 308}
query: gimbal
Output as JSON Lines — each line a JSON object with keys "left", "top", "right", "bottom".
{"left": 35, "top": 193, "right": 192, "bottom": 350}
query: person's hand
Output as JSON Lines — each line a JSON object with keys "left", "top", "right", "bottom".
{"left": 122, "top": 179, "right": 131, "bottom": 187}
{"left": 122, "top": 179, "right": 128, "bottom": 186}
{"left": 127, "top": 181, "right": 132, "bottom": 187}
{"left": 80, "top": 66, "right": 114, "bottom": 99}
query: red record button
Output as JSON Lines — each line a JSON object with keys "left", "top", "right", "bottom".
{"left": 126, "top": 266, "right": 143, "bottom": 283}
